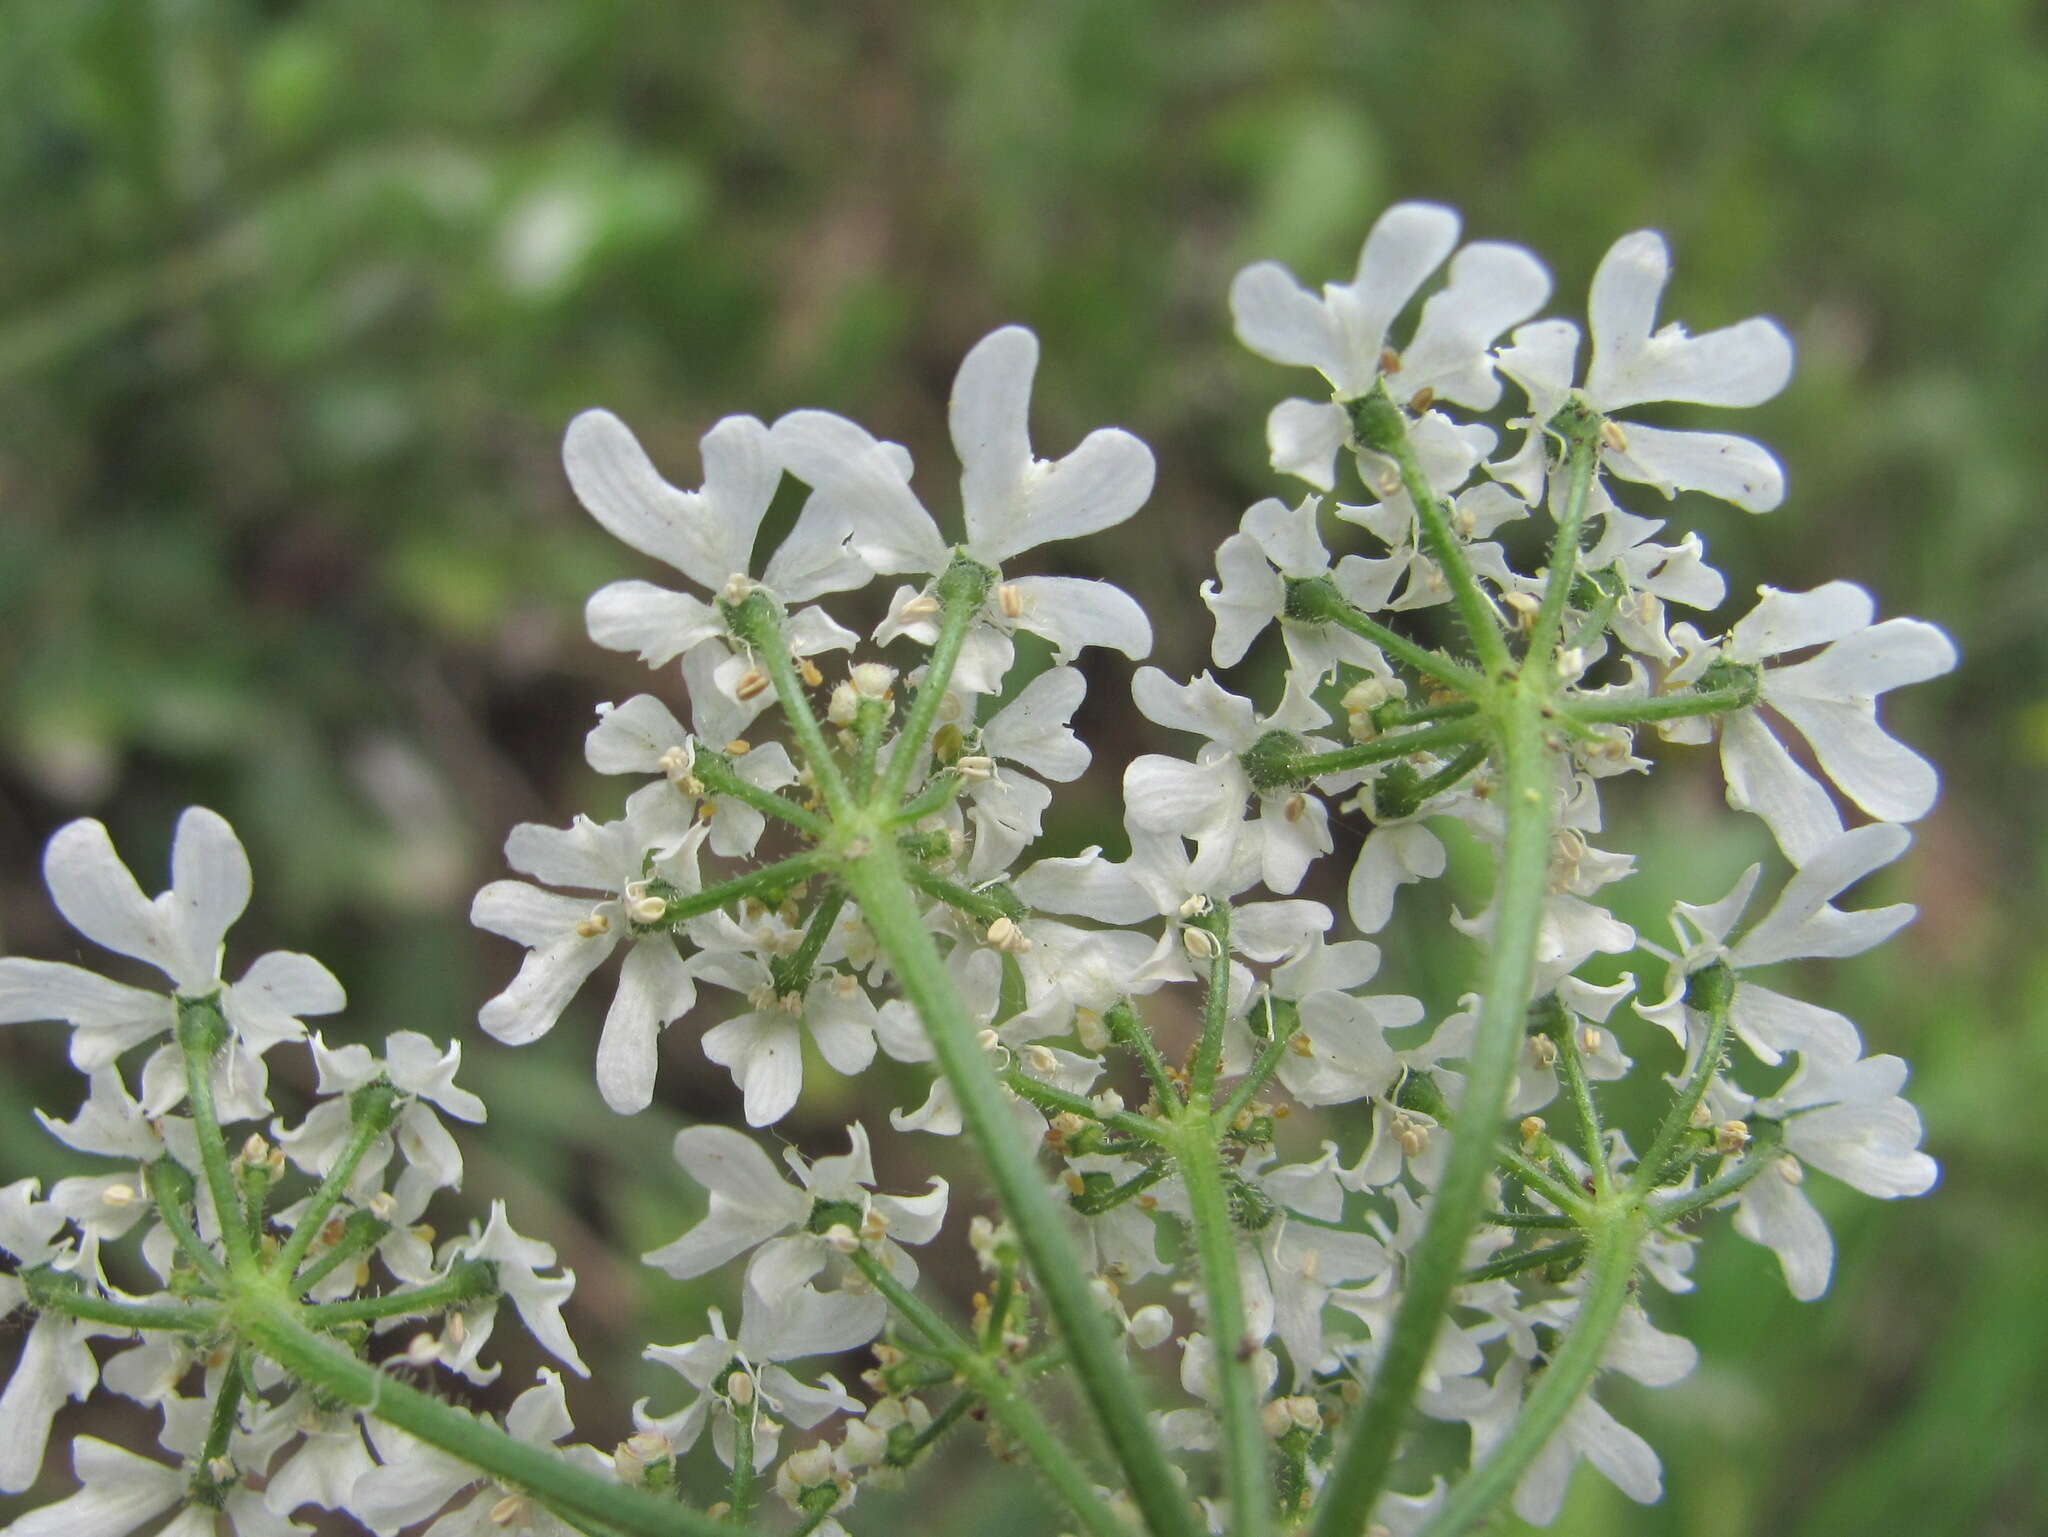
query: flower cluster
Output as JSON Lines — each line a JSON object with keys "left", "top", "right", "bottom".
{"left": 0, "top": 203, "right": 1953, "bottom": 1537}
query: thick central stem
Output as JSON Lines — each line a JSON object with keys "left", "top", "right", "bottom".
{"left": 839, "top": 844, "right": 1196, "bottom": 1537}
{"left": 1310, "top": 682, "right": 1558, "bottom": 1537}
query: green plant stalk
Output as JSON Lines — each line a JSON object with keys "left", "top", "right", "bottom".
{"left": 788, "top": 1492, "right": 844, "bottom": 1537}
{"left": 146, "top": 1158, "right": 229, "bottom": 1288}
{"left": 1524, "top": 411, "right": 1602, "bottom": 665}
{"left": 697, "top": 753, "right": 830, "bottom": 838}
{"left": 291, "top": 1214, "right": 389, "bottom": 1294}
{"left": 1289, "top": 718, "right": 1490, "bottom": 780}
{"left": 1108, "top": 999, "right": 1182, "bottom": 1111}
{"left": 197, "top": 1350, "right": 249, "bottom": 1472}
{"left": 888, "top": 1386, "right": 979, "bottom": 1466}
{"left": 297, "top": 1260, "right": 497, "bottom": 1327}
{"left": 28, "top": 1276, "right": 221, "bottom": 1333}
{"left": 175, "top": 996, "right": 258, "bottom": 1273}
{"left": 1188, "top": 904, "right": 1233, "bottom": 1099}
{"left": 902, "top": 863, "right": 1011, "bottom": 922}
{"left": 1000, "top": 1069, "right": 1169, "bottom": 1145}
{"left": 725, "top": 593, "right": 857, "bottom": 821}
{"left": 1553, "top": 1022, "right": 1611, "bottom": 1198}
{"left": 1561, "top": 687, "right": 1752, "bottom": 726}
{"left": 236, "top": 1292, "right": 738, "bottom": 1537}
{"left": 849, "top": 1248, "right": 1132, "bottom": 1537}
{"left": 1173, "top": 1111, "right": 1273, "bottom": 1537}
{"left": 1632, "top": 974, "right": 1735, "bottom": 1198}
{"left": 1379, "top": 699, "right": 1481, "bottom": 728}
{"left": 729, "top": 1402, "right": 758, "bottom": 1523}
{"left": 659, "top": 852, "right": 833, "bottom": 926}
{"left": 841, "top": 845, "right": 1194, "bottom": 1537}
{"left": 272, "top": 1108, "right": 394, "bottom": 1279}
{"left": 1498, "top": 1145, "right": 1590, "bottom": 1218}
{"left": 1286, "top": 578, "right": 1484, "bottom": 695}
{"left": 1651, "top": 1120, "right": 1786, "bottom": 1224}
{"left": 850, "top": 696, "right": 890, "bottom": 796}
{"left": 1417, "top": 1213, "right": 1646, "bottom": 1537}
{"left": 1460, "top": 1238, "right": 1589, "bottom": 1286}
{"left": 876, "top": 556, "right": 993, "bottom": 808}
{"left": 1401, "top": 741, "right": 1490, "bottom": 808}
{"left": 1310, "top": 684, "right": 1556, "bottom": 1537}
{"left": 1214, "top": 1003, "right": 1302, "bottom": 1129}
{"left": 1355, "top": 388, "right": 1510, "bottom": 675}
{"left": 772, "top": 887, "right": 849, "bottom": 995}
{"left": 885, "top": 769, "right": 965, "bottom": 827}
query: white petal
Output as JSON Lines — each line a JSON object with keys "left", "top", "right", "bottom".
{"left": 702, "top": 1014, "right": 805, "bottom": 1127}
{"left": 1201, "top": 531, "right": 1285, "bottom": 667}
{"left": 1606, "top": 423, "right": 1785, "bottom": 512}
{"left": 586, "top": 695, "right": 690, "bottom": 775}
{"left": 1266, "top": 400, "right": 1348, "bottom": 491}
{"left": 470, "top": 881, "right": 590, "bottom": 948}
{"left": 477, "top": 931, "right": 617, "bottom": 1046}
{"left": 596, "top": 941, "right": 696, "bottom": 1114}
{"left": 43, "top": 820, "right": 171, "bottom": 974}
{"left": 769, "top": 411, "right": 949, "bottom": 576}
{"left": 952, "top": 325, "right": 1038, "bottom": 552}
{"left": 1229, "top": 262, "right": 1345, "bottom": 378}
{"left": 585, "top": 580, "right": 724, "bottom": 667}
{"left": 1398, "top": 240, "right": 1551, "bottom": 410}
{"left": 1729, "top": 582, "right": 1875, "bottom": 660}
{"left": 1719, "top": 711, "right": 1843, "bottom": 865}
{"left": 981, "top": 667, "right": 1090, "bottom": 781}
{"left": 166, "top": 808, "right": 250, "bottom": 988}
{"left": 1001, "top": 575, "right": 1151, "bottom": 661}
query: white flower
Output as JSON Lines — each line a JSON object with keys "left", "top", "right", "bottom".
{"left": 1713, "top": 582, "right": 1958, "bottom": 864}
{"left": 951, "top": 666, "right": 1093, "bottom": 880}
{"left": 0, "top": 809, "right": 344, "bottom": 1069}
{"left": 1124, "top": 666, "right": 1337, "bottom": 894}
{"left": 584, "top": 694, "right": 798, "bottom": 858}
{"left": 1200, "top": 495, "right": 1395, "bottom": 678}
{"left": 568, "top": 409, "right": 867, "bottom": 667}
{"left": 470, "top": 783, "right": 706, "bottom": 1114}
{"left": 641, "top": 1283, "right": 866, "bottom": 1471}
{"left": 642, "top": 1123, "right": 946, "bottom": 1313}
{"left": 1495, "top": 229, "right": 1794, "bottom": 512}
{"left": 773, "top": 325, "right": 1155, "bottom": 682}
{"left": 1250, "top": 934, "right": 1423, "bottom": 1108}
{"left": 452, "top": 1202, "right": 587, "bottom": 1377}
{"left": 689, "top": 948, "right": 881, "bottom": 1129}
{"left": 1728, "top": 1051, "right": 1938, "bottom": 1301}
{"left": 1638, "top": 822, "right": 1916, "bottom": 1067}
{"left": 1231, "top": 201, "right": 1549, "bottom": 489}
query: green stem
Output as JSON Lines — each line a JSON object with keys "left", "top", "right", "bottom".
{"left": 298, "top": 1260, "right": 496, "bottom": 1328}
{"left": 1000, "top": 1069, "right": 1169, "bottom": 1145}
{"left": 1351, "top": 388, "right": 1509, "bottom": 675}
{"left": 849, "top": 1249, "right": 1132, "bottom": 1537}
{"left": 293, "top": 1210, "right": 390, "bottom": 1295}
{"left": 1378, "top": 700, "right": 1481, "bottom": 729}
{"left": 1402, "top": 741, "right": 1490, "bottom": 808}
{"left": 1561, "top": 687, "right": 1753, "bottom": 726}
{"left": 886, "top": 770, "right": 966, "bottom": 828}
{"left": 1651, "top": 1120, "right": 1786, "bottom": 1225}
{"left": 697, "top": 752, "right": 830, "bottom": 838}
{"left": 1525, "top": 408, "right": 1602, "bottom": 666}
{"left": 840, "top": 845, "right": 1195, "bottom": 1537}
{"left": 728, "top": 1401, "right": 758, "bottom": 1523}
{"left": 850, "top": 695, "right": 890, "bottom": 796}
{"left": 1460, "top": 1238, "right": 1588, "bottom": 1286}
{"left": 1485, "top": 1209, "right": 1576, "bottom": 1232}
{"left": 272, "top": 1085, "right": 399, "bottom": 1279}
{"left": 1498, "top": 1146, "right": 1589, "bottom": 1217}
{"left": 1285, "top": 578, "right": 1484, "bottom": 695}
{"left": 658, "top": 851, "right": 832, "bottom": 927}
{"left": 888, "top": 1387, "right": 979, "bottom": 1467}
{"left": 237, "top": 1292, "right": 738, "bottom": 1537}
{"left": 1632, "top": 964, "right": 1735, "bottom": 1199}
{"left": 1552, "top": 1017, "right": 1611, "bottom": 1198}
{"left": 1289, "top": 719, "right": 1489, "bottom": 781}
{"left": 146, "top": 1158, "right": 230, "bottom": 1288}
{"left": 1173, "top": 1113, "right": 1272, "bottom": 1537}
{"left": 902, "top": 863, "right": 1013, "bottom": 924}
{"left": 877, "top": 556, "right": 994, "bottom": 809}
{"left": 1188, "top": 903, "right": 1233, "bottom": 1100}
{"left": 175, "top": 995, "right": 258, "bottom": 1273}
{"left": 1418, "top": 1215, "right": 1646, "bottom": 1537}
{"left": 1214, "top": 999, "right": 1302, "bottom": 1129}
{"left": 770, "top": 887, "right": 849, "bottom": 996}
{"left": 198, "top": 1350, "right": 249, "bottom": 1468}
{"left": 1311, "top": 685, "right": 1555, "bottom": 1537}
{"left": 1108, "top": 999, "right": 1181, "bottom": 1112}
{"left": 25, "top": 1272, "right": 221, "bottom": 1333}
{"left": 723, "top": 592, "right": 857, "bottom": 821}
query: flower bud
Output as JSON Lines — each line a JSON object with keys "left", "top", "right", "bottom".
{"left": 1126, "top": 1304, "right": 1173, "bottom": 1350}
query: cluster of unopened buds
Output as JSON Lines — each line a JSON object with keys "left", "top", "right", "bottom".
{"left": 1, "top": 201, "right": 1952, "bottom": 1537}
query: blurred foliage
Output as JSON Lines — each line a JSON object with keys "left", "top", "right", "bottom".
{"left": 1, "top": 0, "right": 2043, "bottom": 1530}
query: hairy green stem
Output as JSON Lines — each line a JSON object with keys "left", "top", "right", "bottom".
{"left": 1174, "top": 1112, "right": 1272, "bottom": 1537}
{"left": 841, "top": 845, "right": 1195, "bottom": 1537}
{"left": 658, "top": 851, "right": 832, "bottom": 927}
{"left": 26, "top": 1271, "right": 221, "bottom": 1333}
{"left": 1418, "top": 1215, "right": 1646, "bottom": 1537}
{"left": 237, "top": 1292, "right": 738, "bottom": 1537}
{"left": 1288, "top": 718, "right": 1489, "bottom": 781}
{"left": 1000, "top": 1068, "right": 1169, "bottom": 1145}
{"left": 146, "top": 1158, "right": 230, "bottom": 1288}
{"left": 1652, "top": 1120, "right": 1786, "bottom": 1225}
{"left": 1108, "top": 999, "right": 1182, "bottom": 1111}
{"left": 876, "top": 556, "right": 994, "bottom": 809}
{"left": 1286, "top": 577, "right": 1484, "bottom": 694}
{"left": 697, "top": 752, "right": 831, "bottom": 838}
{"left": 1525, "top": 407, "right": 1603, "bottom": 665}
{"left": 272, "top": 1085, "right": 399, "bottom": 1279}
{"left": 1561, "top": 686, "right": 1753, "bottom": 726}
{"left": 724, "top": 592, "right": 857, "bottom": 821}
{"left": 1553, "top": 1018, "right": 1611, "bottom": 1197}
{"left": 298, "top": 1260, "right": 497, "bottom": 1327}
{"left": 1188, "top": 903, "right": 1233, "bottom": 1099}
{"left": 1632, "top": 964, "right": 1735, "bottom": 1198}
{"left": 292, "top": 1211, "right": 390, "bottom": 1295}
{"left": 849, "top": 1248, "right": 1131, "bottom": 1537}
{"left": 1214, "top": 998, "right": 1302, "bottom": 1128}
{"left": 1351, "top": 388, "right": 1509, "bottom": 675}
{"left": 1311, "top": 684, "right": 1556, "bottom": 1537}
{"left": 175, "top": 996, "right": 258, "bottom": 1273}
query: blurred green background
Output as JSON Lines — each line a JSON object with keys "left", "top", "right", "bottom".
{"left": 2, "top": 1, "right": 2043, "bottom": 1532}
